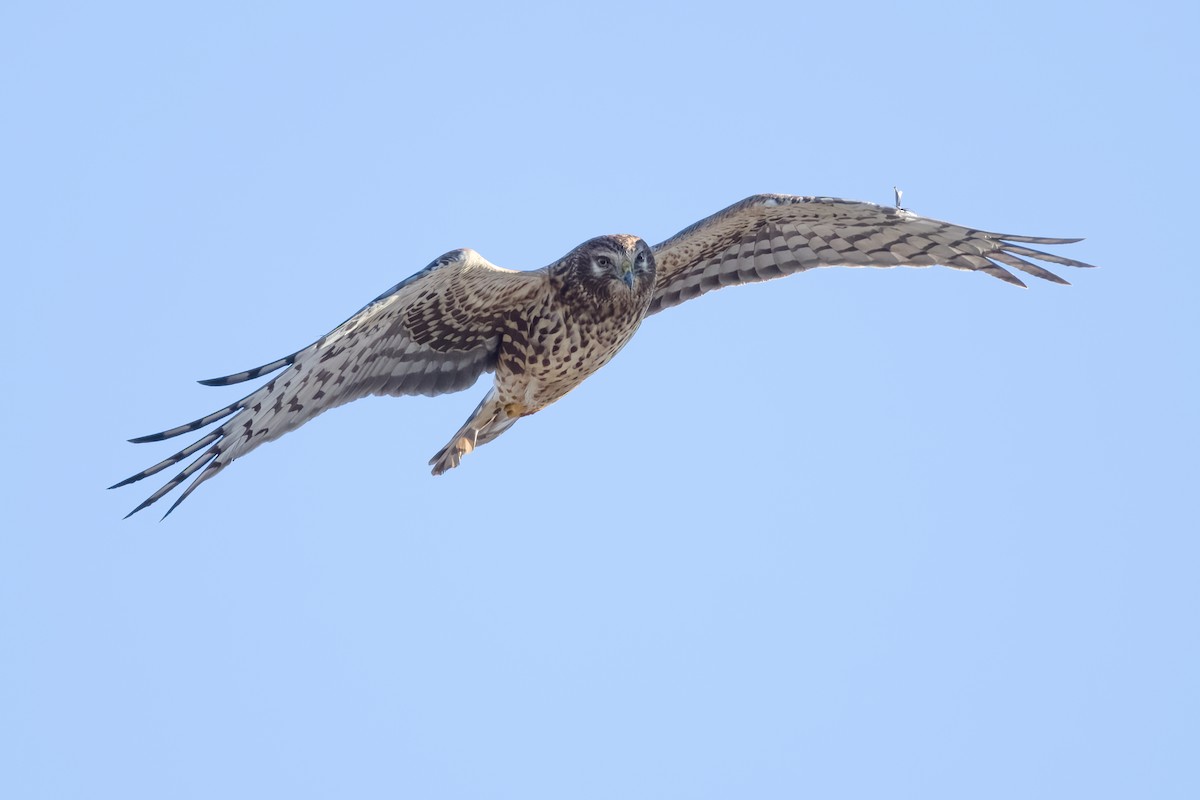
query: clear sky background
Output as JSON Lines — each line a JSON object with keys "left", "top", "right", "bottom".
{"left": 3, "top": 1, "right": 1197, "bottom": 797}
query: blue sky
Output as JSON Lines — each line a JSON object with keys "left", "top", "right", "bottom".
{"left": 3, "top": 1, "right": 1198, "bottom": 797}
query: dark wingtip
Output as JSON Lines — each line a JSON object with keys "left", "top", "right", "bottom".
{"left": 995, "top": 234, "right": 1086, "bottom": 245}
{"left": 123, "top": 500, "right": 151, "bottom": 520}
{"left": 196, "top": 354, "right": 298, "bottom": 387}
{"left": 981, "top": 265, "right": 1027, "bottom": 288}
{"left": 160, "top": 498, "right": 183, "bottom": 521}
{"left": 128, "top": 433, "right": 163, "bottom": 444}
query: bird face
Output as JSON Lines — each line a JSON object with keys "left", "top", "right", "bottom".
{"left": 578, "top": 234, "right": 655, "bottom": 295}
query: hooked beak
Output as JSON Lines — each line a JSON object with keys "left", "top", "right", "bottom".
{"left": 620, "top": 259, "right": 635, "bottom": 289}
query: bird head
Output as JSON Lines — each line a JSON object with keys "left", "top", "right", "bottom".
{"left": 561, "top": 234, "right": 655, "bottom": 301}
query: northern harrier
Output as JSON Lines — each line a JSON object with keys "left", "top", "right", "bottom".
{"left": 112, "top": 193, "right": 1096, "bottom": 517}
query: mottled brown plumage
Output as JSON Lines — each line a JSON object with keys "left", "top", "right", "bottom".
{"left": 112, "top": 194, "right": 1097, "bottom": 517}
{"left": 427, "top": 235, "right": 655, "bottom": 475}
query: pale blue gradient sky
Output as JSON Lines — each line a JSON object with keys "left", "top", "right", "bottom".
{"left": 3, "top": 2, "right": 1198, "bottom": 798}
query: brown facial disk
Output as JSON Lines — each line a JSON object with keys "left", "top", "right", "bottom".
{"left": 556, "top": 234, "right": 656, "bottom": 308}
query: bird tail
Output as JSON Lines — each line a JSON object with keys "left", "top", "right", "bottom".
{"left": 428, "top": 388, "right": 520, "bottom": 475}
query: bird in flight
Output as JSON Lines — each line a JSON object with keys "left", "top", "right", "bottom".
{"left": 112, "top": 193, "right": 1096, "bottom": 518}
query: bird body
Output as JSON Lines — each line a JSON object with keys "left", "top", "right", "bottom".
{"left": 113, "top": 194, "right": 1097, "bottom": 517}
{"left": 428, "top": 234, "right": 656, "bottom": 474}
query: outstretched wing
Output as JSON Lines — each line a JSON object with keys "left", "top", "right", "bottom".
{"left": 112, "top": 249, "right": 545, "bottom": 518}
{"left": 648, "top": 194, "right": 1097, "bottom": 314}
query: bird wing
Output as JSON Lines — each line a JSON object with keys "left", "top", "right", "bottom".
{"left": 648, "top": 194, "right": 1097, "bottom": 315}
{"left": 112, "top": 249, "right": 545, "bottom": 518}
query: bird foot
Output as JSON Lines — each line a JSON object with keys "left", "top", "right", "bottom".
{"left": 429, "top": 430, "right": 477, "bottom": 476}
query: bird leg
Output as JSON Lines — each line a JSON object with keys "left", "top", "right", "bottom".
{"left": 429, "top": 427, "right": 479, "bottom": 476}
{"left": 429, "top": 388, "right": 521, "bottom": 476}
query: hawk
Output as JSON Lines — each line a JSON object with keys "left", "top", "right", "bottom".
{"left": 112, "top": 193, "right": 1096, "bottom": 517}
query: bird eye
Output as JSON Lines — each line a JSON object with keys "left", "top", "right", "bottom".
{"left": 596, "top": 256, "right": 612, "bottom": 268}
{"left": 635, "top": 252, "right": 646, "bottom": 266}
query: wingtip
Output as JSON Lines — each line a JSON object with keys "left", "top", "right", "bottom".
{"left": 123, "top": 501, "right": 150, "bottom": 520}
{"left": 996, "top": 234, "right": 1086, "bottom": 245}
{"left": 982, "top": 266, "right": 1028, "bottom": 288}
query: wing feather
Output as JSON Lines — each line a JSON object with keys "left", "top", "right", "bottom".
{"left": 648, "top": 194, "right": 1097, "bottom": 314}
{"left": 198, "top": 354, "right": 297, "bottom": 386}
{"left": 113, "top": 249, "right": 544, "bottom": 517}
